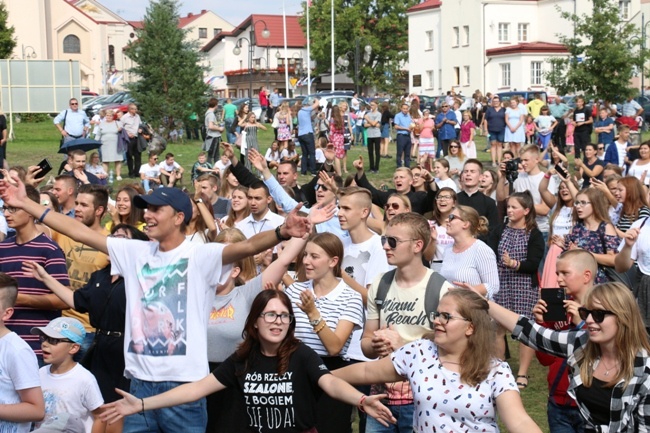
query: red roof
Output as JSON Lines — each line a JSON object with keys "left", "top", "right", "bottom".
{"left": 407, "top": 0, "right": 442, "bottom": 13}
{"left": 486, "top": 41, "right": 569, "bottom": 56}
{"left": 128, "top": 20, "right": 143, "bottom": 29}
{"left": 201, "top": 14, "right": 306, "bottom": 52}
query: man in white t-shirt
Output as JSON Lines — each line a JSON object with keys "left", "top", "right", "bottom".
{"left": 0, "top": 180, "right": 311, "bottom": 433}
{"left": 158, "top": 152, "right": 184, "bottom": 187}
{"left": 604, "top": 124, "right": 633, "bottom": 172}
{"left": 361, "top": 213, "right": 453, "bottom": 433}
{"left": 139, "top": 152, "right": 162, "bottom": 193}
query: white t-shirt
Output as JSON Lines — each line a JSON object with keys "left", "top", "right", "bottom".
{"left": 514, "top": 171, "right": 553, "bottom": 232}
{"left": 430, "top": 221, "right": 454, "bottom": 271}
{"left": 315, "top": 148, "right": 326, "bottom": 164}
{"left": 342, "top": 233, "right": 390, "bottom": 361}
{"left": 280, "top": 149, "right": 297, "bottom": 160}
{"left": 435, "top": 177, "right": 459, "bottom": 192}
{"left": 628, "top": 159, "right": 650, "bottom": 185}
{"left": 214, "top": 159, "right": 231, "bottom": 173}
{"left": 139, "top": 163, "right": 161, "bottom": 178}
{"left": 37, "top": 364, "right": 103, "bottom": 433}
{"left": 0, "top": 332, "right": 40, "bottom": 433}
{"left": 159, "top": 160, "right": 181, "bottom": 173}
{"left": 618, "top": 217, "right": 650, "bottom": 274}
{"left": 615, "top": 141, "right": 628, "bottom": 168}
{"left": 551, "top": 205, "right": 574, "bottom": 237}
{"left": 107, "top": 238, "right": 231, "bottom": 382}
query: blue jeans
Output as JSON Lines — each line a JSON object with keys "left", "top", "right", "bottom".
{"left": 395, "top": 134, "right": 411, "bottom": 168}
{"left": 547, "top": 400, "right": 584, "bottom": 433}
{"left": 225, "top": 118, "right": 236, "bottom": 144}
{"left": 141, "top": 179, "right": 161, "bottom": 193}
{"left": 365, "top": 403, "right": 414, "bottom": 433}
{"left": 298, "top": 132, "right": 316, "bottom": 174}
{"left": 124, "top": 378, "right": 207, "bottom": 433}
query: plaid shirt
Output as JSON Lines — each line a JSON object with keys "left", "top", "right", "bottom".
{"left": 513, "top": 316, "right": 650, "bottom": 432}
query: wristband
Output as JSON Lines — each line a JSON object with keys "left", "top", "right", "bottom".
{"left": 275, "top": 225, "right": 291, "bottom": 241}
{"left": 544, "top": 173, "right": 551, "bottom": 179}
{"left": 38, "top": 208, "right": 51, "bottom": 223}
{"left": 314, "top": 321, "right": 327, "bottom": 334}
{"left": 358, "top": 395, "right": 367, "bottom": 413}
{"left": 140, "top": 398, "right": 145, "bottom": 414}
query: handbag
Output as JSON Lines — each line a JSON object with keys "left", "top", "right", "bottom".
{"left": 271, "top": 115, "right": 279, "bottom": 129}
{"left": 598, "top": 222, "right": 636, "bottom": 288}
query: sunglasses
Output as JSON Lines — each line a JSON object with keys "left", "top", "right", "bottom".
{"left": 449, "top": 145, "right": 460, "bottom": 149}
{"left": 39, "top": 335, "right": 73, "bottom": 345}
{"left": 447, "top": 214, "right": 463, "bottom": 222}
{"left": 384, "top": 203, "right": 401, "bottom": 210}
{"left": 598, "top": 147, "right": 605, "bottom": 150}
{"left": 578, "top": 307, "right": 615, "bottom": 323}
{"left": 381, "top": 235, "right": 417, "bottom": 249}
{"left": 70, "top": 103, "right": 78, "bottom": 106}
{"left": 429, "top": 311, "right": 471, "bottom": 325}
{"left": 314, "top": 184, "right": 329, "bottom": 192}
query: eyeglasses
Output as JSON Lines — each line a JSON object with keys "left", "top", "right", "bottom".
{"left": 447, "top": 214, "right": 463, "bottom": 222}
{"left": 574, "top": 201, "right": 591, "bottom": 207}
{"left": 384, "top": 203, "right": 401, "bottom": 210}
{"left": 0, "top": 206, "right": 17, "bottom": 214}
{"left": 70, "top": 102, "right": 78, "bottom": 106}
{"left": 449, "top": 145, "right": 459, "bottom": 149}
{"left": 442, "top": 105, "right": 449, "bottom": 108}
{"left": 598, "top": 147, "right": 605, "bottom": 150}
{"left": 381, "top": 235, "right": 417, "bottom": 249}
{"left": 314, "top": 184, "right": 329, "bottom": 192}
{"left": 578, "top": 307, "right": 615, "bottom": 323}
{"left": 39, "top": 335, "right": 72, "bottom": 345}
{"left": 436, "top": 195, "right": 453, "bottom": 202}
{"left": 259, "top": 312, "right": 294, "bottom": 324}
{"left": 430, "top": 311, "right": 471, "bottom": 325}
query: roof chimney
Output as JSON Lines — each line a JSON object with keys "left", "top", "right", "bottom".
{"left": 201, "top": 9, "right": 207, "bottom": 14}
{"left": 188, "top": 13, "right": 193, "bottom": 17}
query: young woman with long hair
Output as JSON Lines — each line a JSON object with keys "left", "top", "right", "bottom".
{"left": 285, "top": 232, "right": 364, "bottom": 433}
{"left": 433, "top": 158, "right": 458, "bottom": 192}
{"left": 338, "top": 101, "right": 355, "bottom": 173}
{"left": 101, "top": 290, "right": 395, "bottom": 432}
{"left": 367, "top": 193, "right": 411, "bottom": 236}
{"left": 486, "top": 282, "right": 650, "bottom": 432}
{"left": 333, "top": 290, "right": 543, "bottom": 433}
{"left": 185, "top": 191, "right": 217, "bottom": 243}
{"left": 329, "top": 105, "right": 346, "bottom": 175}
{"left": 220, "top": 185, "right": 250, "bottom": 229}
{"left": 613, "top": 176, "right": 650, "bottom": 235}
{"left": 379, "top": 102, "right": 393, "bottom": 159}
{"left": 219, "top": 167, "right": 239, "bottom": 200}
{"left": 274, "top": 101, "right": 293, "bottom": 149}
{"left": 426, "top": 187, "right": 457, "bottom": 272}
{"left": 106, "top": 186, "right": 146, "bottom": 232}
{"left": 491, "top": 191, "right": 545, "bottom": 389}
{"left": 444, "top": 140, "right": 466, "bottom": 185}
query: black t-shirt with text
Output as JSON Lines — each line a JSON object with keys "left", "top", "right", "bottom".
{"left": 213, "top": 343, "right": 330, "bottom": 433}
{"left": 573, "top": 107, "right": 593, "bottom": 134}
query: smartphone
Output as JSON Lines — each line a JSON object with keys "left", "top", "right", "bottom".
{"left": 554, "top": 163, "right": 568, "bottom": 179}
{"left": 541, "top": 288, "right": 567, "bottom": 322}
{"left": 36, "top": 158, "right": 53, "bottom": 177}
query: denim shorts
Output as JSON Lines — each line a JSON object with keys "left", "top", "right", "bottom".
{"left": 489, "top": 130, "right": 505, "bottom": 143}
{"left": 381, "top": 124, "right": 390, "bottom": 138}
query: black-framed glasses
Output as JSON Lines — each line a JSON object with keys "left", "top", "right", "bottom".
{"left": 0, "top": 206, "right": 17, "bottom": 214}
{"left": 259, "top": 312, "right": 294, "bottom": 324}
{"left": 598, "top": 147, "right": 605, "bottom": 150}
{"left": 574, "top": 201, "right": 591, "bottom": 207}
{"left": 578, "top": 307, "right": 615, "bottom": 323}
{"left": 381, "top": 235, "right": 417, "bottom": 249}
{"left": 39, "top": 335, "right": 72, "bottom": 345}
{"left": 448, "top": 214, "right": 463, "bottom": 222}
{"left": 449, "top": 145, "right": 459, "bottom": 149}
{"left": 436, "top": 195, "right": 453, "bottom": 202}
{"left": 314, "top": 184, "right": 329, "bottom": 192}
{"left": 430, "top": 311, "right": 471, "bottom": 325}
{"left": 384, "top": 203, "right": 401, "bottom": 210}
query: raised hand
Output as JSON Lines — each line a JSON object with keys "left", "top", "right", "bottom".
{"left": 25, "top": 165, "right": 46, "bottom": 187}
{"left": 282, "top": 204, "right": 312, "bottom": 238}
{"left": 247, "top": 148, "right": 268, "bottom": 172}
{"left": 0, "top": 170, "right": 28, "bottom": 209}
{"left": 309, "top": 202, "right": 337, "bottom": 225}
{"left": 624, "top": 227, "right": 640, "bottom": 247}
{"left": 353, "top": 156, "right": 364, "bottom": 172}
{"left": 362, "top": 394, "right": 397, "bottom": 427}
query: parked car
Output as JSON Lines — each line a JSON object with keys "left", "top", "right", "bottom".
{"left": 497, "top": 91, "right": 548, "bottom": 105}
{"left": 100, "top": 94, "right": 137, "bottom": 115}
{"left": 301, "top": 93, "right": 354, "bottom": 111}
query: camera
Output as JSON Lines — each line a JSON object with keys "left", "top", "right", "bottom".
{"left": 504, "top": 157, "right": 521, "bottom": 183}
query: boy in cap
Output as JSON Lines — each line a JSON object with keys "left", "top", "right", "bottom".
{"left": 31, "top": 317, "right": 103, "bottom": 433}
{"left": 0, "top": 272, "right": 45, "bottom": 432}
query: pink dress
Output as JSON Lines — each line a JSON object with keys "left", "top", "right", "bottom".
{"left": 566, "top": 122, "right": 575, "bottom": 145}
{"left": 418, "top": 118, "right": 436, "bottom": 156}
{"left": 329, "top": 122, "right": 345, "bottom": 159}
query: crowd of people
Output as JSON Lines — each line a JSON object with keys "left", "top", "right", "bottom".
{"left": 2, "top": 89, "right": 650, "bottom": 433}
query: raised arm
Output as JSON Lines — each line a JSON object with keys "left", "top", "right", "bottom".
{"left": 0, "top": 174, "right": 108, "bottom": 254}
{"left": 261, "top": 236, "right": 308, "bottom": 287}
{"left": 538, "top": 172, "right": 557, "bottom": 208}
{"left": 22, "top": 261, "right": 75, "bottom": 308}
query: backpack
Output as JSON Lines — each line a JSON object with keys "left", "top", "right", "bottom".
{"left": 375, "top": 269, "right": 447, "bottom": 328}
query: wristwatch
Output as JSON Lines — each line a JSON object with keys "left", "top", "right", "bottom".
{"left": 275, "top": 225, "right": 291, "bottom": 241}
{"left": 309, "top": 317, "right": 322, "bottom": 327}
{"left": 194, "top": 198, "right": 203, "bottom": 204}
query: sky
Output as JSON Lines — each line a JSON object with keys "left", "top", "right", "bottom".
{"left": 105, "top": 0, "right": 304, "bottom": 25}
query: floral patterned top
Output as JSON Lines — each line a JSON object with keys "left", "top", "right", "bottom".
{"left": 392, "top": 339, "right": 518, "bottom": 432}
{"left": 564, "top": 221, "right": 621, "bottom": 284}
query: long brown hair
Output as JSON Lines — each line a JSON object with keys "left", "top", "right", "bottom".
{"left": 573, "top": 188, "right": 611, "bottom": 225}
{"left": 234, "top": 290, "right": 300, "bottom": 376}
{"left": 507, "top": 191, "right": 537, "bottom": 232}
{"left": 427, "top": 290, "right": 496, "bottom": 386}
{"left": 116, "top": 186, "right": 145, "bottom": 227}
{"left": 549, "top": 179, "right": 578, "bottom": 239}
{"left": 432, "top": 187, "right": 456, "bottom": 225}
{"left": 224, "top": 185, "right": 250, "bottom": 228}
{"left": 618, "top": 176, "right": 649, "bottom": 221}
{"left": 330, "top": 105, "right": 343, "bottom": 130}
{"left": 579, "top": 282, "right": 650, "bottom": 388}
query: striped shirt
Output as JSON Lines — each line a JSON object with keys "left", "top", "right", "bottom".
{"left": 285, "top": 280, "right": 363, "bottom": 359}
{"left": 0, "top": 234, "right": 69, "bottom": 357}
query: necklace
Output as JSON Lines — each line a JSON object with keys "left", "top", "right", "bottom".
{"left": 439, "top": 357, "right": 461, "bottom": 365}
{"left": 599, "top": 358, "right": 619, "bottom": 376}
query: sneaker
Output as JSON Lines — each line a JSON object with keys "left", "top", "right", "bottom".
{"left": 116, "top": 176, "right": 123, "bottom": 181}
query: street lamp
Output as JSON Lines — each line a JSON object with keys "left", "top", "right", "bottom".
{"left": 233, "top": 20, "right": 270, "bottom": 98}
{"left": 336, "top": 38, "right": 371, "bottom": 94}
{"left": 22, "top": 45, "right": 37, "bottom": 60}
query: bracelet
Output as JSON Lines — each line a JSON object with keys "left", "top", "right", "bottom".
{"left": 358, "top": 395, "right": 367, "bottom": 413}
{"left": 275, "top": 225, "right": 291, "bottom": 241}
{"left": 140, "top": 397, "right": 145, "bottom": 414}
{"left": 38, "top": 208, "right": 51, "bottom": 223}
{"left": 544, "top": 173, "right": 551, "bottom": 179}
{"left": 314, "top": 321, "right": 327, "bottom": 334}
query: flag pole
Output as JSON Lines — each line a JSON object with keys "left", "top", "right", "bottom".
{"left": 306, "top": 0, "right": 311, "bottom": 95}
{"left": 330, "top": 0, "right": 335, "bottom": 91}
{"left": 283, "top": 0, "right": 290, "bottom": 97}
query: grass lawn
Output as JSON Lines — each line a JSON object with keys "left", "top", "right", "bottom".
{"left": 15, "top": 119, "right": 644, "bottom": 432}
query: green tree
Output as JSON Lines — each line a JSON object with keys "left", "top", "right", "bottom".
{"left": 0, "top": 2, "right": 16, "bottom": 59}
{"left": 124, "top": 0, "right": 207, "bottom": 131}
{"left": 545, "top": 0, "right": 647, "bottom": 101}
{"left": 300, "top": 0, "right": 417, "bottom": 93}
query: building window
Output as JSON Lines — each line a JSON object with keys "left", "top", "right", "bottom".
{"left": 438, "top": 68, "right": 442, "bottom": 90}
{"left": 453, "top": 27, "right": 459, "bottom": 47}
{"left": 620, "top": 1, "right": 630, "bottom": 19}
{"left": 426, "top": 70, "right": 434, "bottom": 89}
{"left": 501, "top": 63, "right": 511, "bottom": 87}
{"left": 498, "top": 23, "right": 509, "bottom": 42}
{"left": 213, "top": 28, "right": 222, "bottom": 37}
{"left": 63, "top": 34, "right": 81, "bottom": 53}
{"left": 199, "top": 28, "right": 208, "bottom": 39}
{"left": 518, "top": 23, "right": 529, "bottom": 42}
{"left": 413, "top": 74, "right": 422, "bottom": 87}
{"left": 425, "top": 30, "right": 434, "bottom": 50}
{"left": 463, "top": 26, "right": 469, "bottom": 46}
{"left": 453, "top": 67, "right": 460, "bottom": 86}
{"left": 278, "top": 58, "right": 304, "bottom": 69}
{"left": 464, "top": 66, "right": 470, "bottom": 85}
{"left": 531, "top": 61, "right": 543, "bottom": 85}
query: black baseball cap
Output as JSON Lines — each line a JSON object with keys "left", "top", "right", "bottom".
{"left": 133, "top": 188, "right": 193, "bottom": 225}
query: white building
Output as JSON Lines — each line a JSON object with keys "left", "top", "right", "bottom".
{"left": 407, "top": 0, "right": 644, "bottom": 96}
{"left": 201, "top": 14, "right": 308, "bottom": 98}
